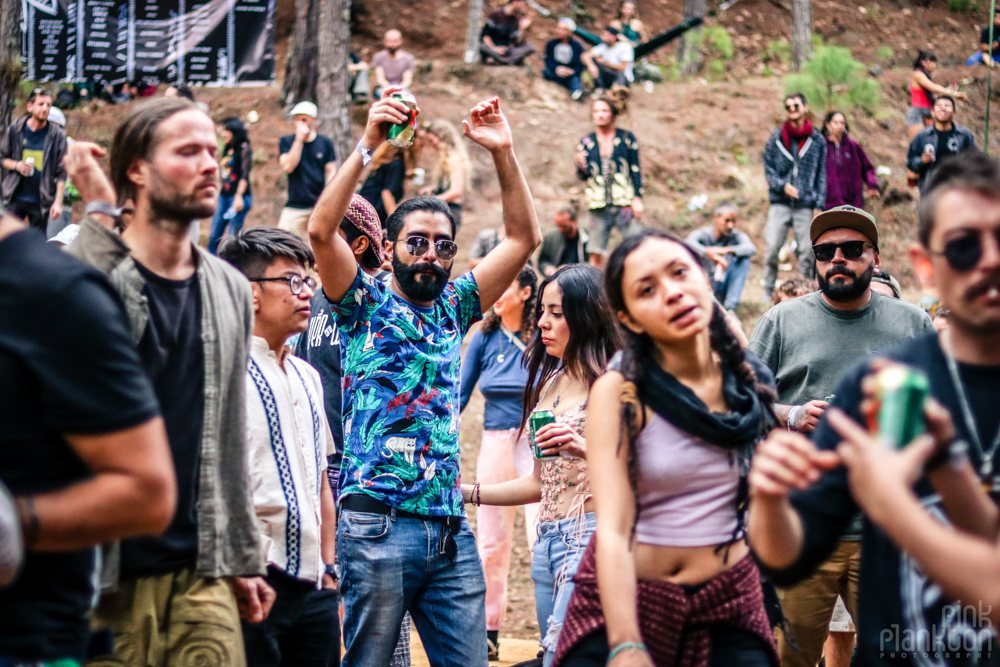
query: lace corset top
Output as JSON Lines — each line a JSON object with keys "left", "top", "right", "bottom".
{"left": 537, "top": 400, "right": 591, "bottom": 525}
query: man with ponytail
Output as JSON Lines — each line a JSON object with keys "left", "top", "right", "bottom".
{"left": 748, "top": 205, "right": 933, "bottom": 667}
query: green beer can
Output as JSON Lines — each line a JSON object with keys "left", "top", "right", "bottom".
{"left": 874, "top": 365, "right": 930, "bottom": 450}
{"left": 387, "top": 92, "right": 417, "bottom": 147}
{"left": 529, "top": 410, "right": 559, "bottom": 460}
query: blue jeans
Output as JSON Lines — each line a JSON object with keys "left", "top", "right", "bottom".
{"left": 208, "top": 193, "right": 252, "bottom": 254}
{"left": 531, "top": 513, "right": 596, "bottom": 667}
{"left": 542, "top": 66, "right": 582, "bottom": 93}
{"left": 337, "top": 508, "right": 487, "bottom": 667}
{"left": 712, "top": 255, "right": 751, "bottom": 310}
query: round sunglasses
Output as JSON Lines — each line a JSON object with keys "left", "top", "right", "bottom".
{"left": 931, "top": 229, "right": 1000, "bottom": 272}
{"left": 399, "top": 235, "right": 459, "bottom": 261}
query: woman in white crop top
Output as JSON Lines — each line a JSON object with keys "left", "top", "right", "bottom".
{"left": 462, "top": 265, "right": 620, "bottom": 666}
{"left": 554, "top": 231, "right": 780, "bottom": 667}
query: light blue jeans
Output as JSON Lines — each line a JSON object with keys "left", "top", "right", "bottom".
{"left": 208, "top": 193, "right": 252, "bottom": 254}
{"left": 337, "top": 508, "right": 488, "bottom": 667}
{"left": 712, "top": 255, "right": 752, "bottom": 311}
{"left": 531, "top": 512, "right": 597, "bottom": 667}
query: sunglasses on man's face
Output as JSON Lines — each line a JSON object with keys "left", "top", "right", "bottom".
{"left": 785, "top": 104, "right": 802, "bottom": 111}
{"left": 401, "top": 235, "right": 459, "bottom": 261}
{"left": 931, "top": 229, "right": 1000, "bottom": 272}
{"left": 812, "top": 241, "right": 869, "bottom": 263}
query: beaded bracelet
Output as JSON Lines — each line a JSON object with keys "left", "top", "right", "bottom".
{"left": 473, "top": 482, "right": 481, "bottom": 507}
{"left": 607, "top": 642, "right": 647, "bottom": 664}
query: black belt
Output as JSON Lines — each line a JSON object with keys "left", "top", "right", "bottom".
{"left": 340, "top": 494, "right": 461, "bottom": 560}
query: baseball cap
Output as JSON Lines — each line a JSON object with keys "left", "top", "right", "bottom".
{"left": 344, "top": 194, "right": 386, "bottom": 264}
{"left": 47, "top": 107, "right": 66, "bottom": 127}
{"left": 558, "top": 17, "right": 577, "bottom": 31}
{"left": 289, "top": 101, "right": 318, "bottom": 119}
{"left": 604, "top": 26, "right": 619, "bottom": 36}
{"left": 870, "top": 271, "right": 902, "bottom": 298}
{"left": 809, "top": 205, "right": 879, "bottom": 246}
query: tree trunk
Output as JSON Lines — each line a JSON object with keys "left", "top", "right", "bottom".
{"left": 790, "top": 0, "right": 812, "bottom": 71}
{"left": 317, "top": 0, "right": 353, "bottom": 165}
{"left": 0, "top": 0, "right": 21, "bottom": 133}
{"left": 463, "top": 0, "right": 484, "bottom": 64}
{"left": 283, "top": 0, "right": 320, "bottom": 106}
{"left": 676, "top": 0, "right": 706, "bottom": 76}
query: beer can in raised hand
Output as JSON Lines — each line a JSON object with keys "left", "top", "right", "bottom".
{"left": 529, "top": 410, "right": 559, "bottom": 460}
{"left": 874, "top": 365, "right": 930, "bottom": 450}
{"left": 387, "top": 92, "right": 417, "bottom": 148}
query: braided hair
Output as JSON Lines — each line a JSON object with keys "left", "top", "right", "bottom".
{"left": 480, "top": 265, "right": 538, "bottom": 343}
{"left": 604, "top": 229, "right": 776, "bottom": 532}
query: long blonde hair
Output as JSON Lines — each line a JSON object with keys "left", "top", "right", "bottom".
{"left": 425, "top": 119, "right": 472, "bottom": 189}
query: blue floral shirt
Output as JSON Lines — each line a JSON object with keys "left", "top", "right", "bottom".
{"left": 333, "top": 266, "right": 482, "bottom": 516}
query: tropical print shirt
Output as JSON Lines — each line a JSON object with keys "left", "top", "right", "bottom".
{"left": 333, "top": 266, "right": 482, "bottom": 516}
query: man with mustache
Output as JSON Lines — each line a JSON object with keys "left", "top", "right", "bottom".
{"left": 748, "top": 149, "right": 1000, "bottom": 667}
{"left": 308, "top": 89, "right": 541, "bottom": 667}
{"left": 218, "top": 228, "right": 341, "bottom": 667}
{"left": 63, "top": 98, "right": 272, "bottom": 667}
{"left": 748, "top": 204, "right": 934, "bottom": 667}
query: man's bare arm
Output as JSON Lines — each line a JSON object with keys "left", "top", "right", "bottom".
{"left": 308, "top": 90, "right": 410, "bottom": 303}
{"left": 466, "top": 98, "right": 541, "bottom": 311}
{"left": 23, "top": 418, "right": 175, "bottom": 551}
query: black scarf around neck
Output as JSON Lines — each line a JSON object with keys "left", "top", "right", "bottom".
{"left": 635, "top": 358, "right": 767, "bottom": 451}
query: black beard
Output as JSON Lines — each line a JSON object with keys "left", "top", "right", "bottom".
{"left": 818, "top": 263, "right": 874, "bottom": 302}
{"left": 388, "top": 46, "right": 399, "bottom": 55}
{"left": 393, "top": 255, "right": 451, "bottom": 302}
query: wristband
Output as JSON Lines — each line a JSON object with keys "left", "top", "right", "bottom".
{"left": 356, "top": 142, "right": 374, "bottom": 167}
{"left": 324, "top": 563, "right": 340, "bottom": 580}
{"left": 787, "top": 405, "right": 800, "bottom": 432}
{"left": 925, "top": 438, "right": 970, "bottom": 474}
{"left": 607, "top": 642, "right": 647, "bottom": 664}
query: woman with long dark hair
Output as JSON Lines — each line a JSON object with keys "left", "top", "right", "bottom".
{"left": 462, "top": 265, "right": 620, "bottom": 666}
{"left": 554, "top": 230, "right": 779, "bottom": 667}
{"left": 460, "top": 266, "right": 540, "bottom": 659}
{"left": 821, "top": 110, "right": 878, "bottom": 209}
{"left": 208, "top": 117, "right": 253, "bottom": 254}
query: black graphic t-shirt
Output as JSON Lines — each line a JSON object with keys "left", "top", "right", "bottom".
{"left": 935, "top": 128, "right": 960, "bottom": 163}
{"left": 762, "top": 333, "right": 1000, "bottom": 666}
{"left": 220, "top": 140, "right": 253, "bottom": 197}
{"left": 14, "top": 123, "right": 47, "bottom": 205}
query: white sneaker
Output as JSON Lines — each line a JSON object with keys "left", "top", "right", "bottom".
{"left": 570, "top": 89, "right": 583, "bottom": 101}
{"left": 0, "top": 481, "right": 23, "bottom": 586}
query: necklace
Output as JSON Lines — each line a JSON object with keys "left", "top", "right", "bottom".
{"left": 539, "top": 369, "right": 565, "bottom": 409}
{"left": 497, "top": 324, "right": 526, "bottom": 365}
{"left": 942, "top": 330, "right": 1000, "bottom": 479}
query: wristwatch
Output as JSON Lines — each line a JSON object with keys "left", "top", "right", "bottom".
{"left": 324, "top": 563, "right": 340, "bottom": 581}
{"left": 85, "top": 201, "right": 125, "bottom": 220}
{"left": 356, "top": 142, "right": 374, "bottom": 167}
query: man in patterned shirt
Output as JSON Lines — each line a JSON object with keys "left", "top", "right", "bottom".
{"left": 307, "top": 89, "right": 541, "bottom": 667}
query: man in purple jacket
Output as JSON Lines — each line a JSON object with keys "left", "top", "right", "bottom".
{"left": 822, "top": 111, "right": 879, "bottom": 209}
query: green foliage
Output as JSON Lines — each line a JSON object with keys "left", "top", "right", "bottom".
{"left": 706, "top": 59, "right": 727, "bottom": 81}
{"left": 876, "top": 46, "right": 894, "bottom": 62}
{"left": 766, "top": 40, "right": 790, "bottom": 65}
{"left": 762, "top": 65, "right": 775, "bottom": 77}
{"left": 703, "top": 26, "right": 734, "bottom": 60}
{"left": 785, "top": 45, "right": 881, "bottom": 114}
{"left": 569, "top": 2, "right": 596, "bottom": 25}
{"left": 947, "top": 0, "right": 976, "bottom": 12}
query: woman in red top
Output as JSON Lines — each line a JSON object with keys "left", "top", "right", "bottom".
{"left": 907, "top": 50, "right": 967, "bottom": 141}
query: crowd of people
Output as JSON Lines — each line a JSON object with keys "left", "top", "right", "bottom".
{"left": 1, "top": 6, "right": 1000, "bottom": 667}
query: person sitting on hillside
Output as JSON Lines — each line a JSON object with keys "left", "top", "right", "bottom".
{"left": 543, "top": 19, "right": 585, "bottom": 100}
{"left": 372, "top": 30, "right": 415, "bottom": 98}
{"left": 582, "top": 27, "right": 634, "bottom": 92}
{"left": 480, "top": 0, "right": 536, "bottom": 66}
{"left": 967, "top": 12, "right": 1000, "bottom": 67}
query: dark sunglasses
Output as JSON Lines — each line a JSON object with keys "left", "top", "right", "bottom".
{"left": 930, "top": 229, "right": 1000, "bottom": 272}
{"left": 400, "top": 235, "right": 459, "bottom": 261}
{"left": 785, "top": 103, "right": 802, "bottom": 111}
{"left": 812, "top": 241, "right": 870, "bottom": 263}
{"left": 250, "top": 274, "right": 317, "bottom": 295}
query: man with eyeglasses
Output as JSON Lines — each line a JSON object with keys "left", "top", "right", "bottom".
{"left": 685, "top": 201, "right": 756, "bottom": 311}
{"left": 307, "top": 89, "right": 541, "bottom": 667}
{"left": 761, "top": 92, "right": 827, "bottom": 302}
{"left": 748, "top": 152, "right": 1000, "bottom": 667}
{"left": 748, "top": 204, "right": 933, "bottom": 667}
{"left": 218, "top": 227, "right": 341, "bottom": 667}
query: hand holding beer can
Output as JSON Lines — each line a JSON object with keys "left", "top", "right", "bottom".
{"left": 529, "top": 410, "right": 560, "bottom": 460}
{"left": 872, "top": 365, "right": 930, "bottom": 450}
{"left": 387, "top": 92, "right": 418, "bottom": 148}
{"left": 23, "top": 157, "right": 35, "bottom": 177}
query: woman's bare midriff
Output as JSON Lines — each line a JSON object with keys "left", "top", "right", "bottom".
{"left": 634, "top": 540, "right": 750, "bottom": 586}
